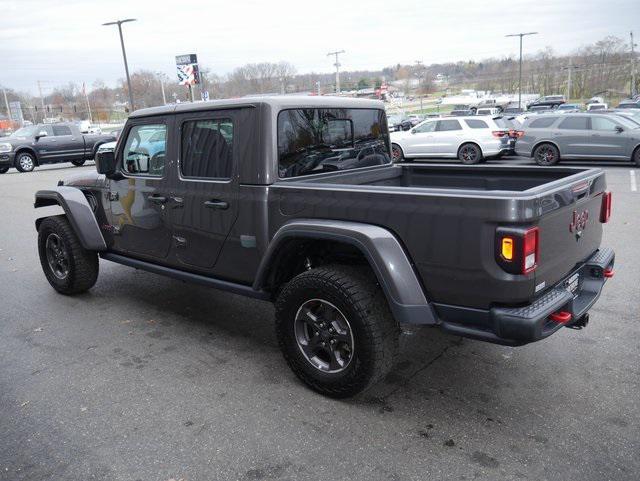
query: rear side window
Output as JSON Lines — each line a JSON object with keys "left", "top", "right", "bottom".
{"left": 181, "top": 119, "right": 234, "bottom": 179}
{"left": 277, "top": 108, "right": 390, "bottom": 178}
{"left": 436, "top": 119, "right": 462, "bottom": 131}
{"left": 558, "top": 117, "right": 588, "bottom": 130}
{"left": 464, "top": 119, "right": 488, "bottom": 129}
{"left": 52, "top": 125, "right": 72, "bottom": 136}
{"left": 528, "top": 117, "right": 557, "bottom": 128}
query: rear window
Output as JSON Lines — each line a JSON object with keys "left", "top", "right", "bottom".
{"left": 528, "top": 117, "right": 557, "bottom": 128}
{"left": 494, "top": 117, "right": 519, "bottom": 129}
{"left": 558, "top": 117, "right": 588, "bottom": 130}
{"left": 277, "top": 108, "right": 390, "bottom": 178}
{"left": 464, "top": 119, "right": 489, "bottom": 129}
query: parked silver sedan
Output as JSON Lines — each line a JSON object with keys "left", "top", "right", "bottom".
{"left": 390, "top": 116, "right": 512, "bottom": 164}
{"left": 516, "top": 113, "right": 640, "bottom": 166}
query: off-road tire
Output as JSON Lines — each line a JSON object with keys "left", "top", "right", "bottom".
{"left": 38, "top": 215, "right": 99, "bottom": 295}
{"left": 275, "top": 265, "right": 399, "bottom": 398}
{"left": 71, "top": 159, "right": 86, "bottom": 167}
{"left": 15, "top": 152, "right": 36, "bottom": 172}
{"left": 533, "top": 143, "right": 560, "bottom": 166}
{"left": 458, "top": 143, "right": 483, "bottom": 164}
{"left": 0, "top": 166, "right": 9, "bottom": 174}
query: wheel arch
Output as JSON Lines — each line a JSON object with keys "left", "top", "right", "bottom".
{"left": 457, "top": 141, "right": 483, "bottom": 156}
{"left": 34, "top": 187, "right": 106, "bottom": 251}
{"left": 531, "top": 140, "right": 561, "bottom": 159}
{"left": 254, "top": 220, "right": 437, "bottom": 325}
{"left": 14, "top": 147, "right": 40, "bottom": 166}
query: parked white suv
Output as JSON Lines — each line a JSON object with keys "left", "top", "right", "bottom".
{"left": 390, "top": 116, "right": 512, "bottom": 164}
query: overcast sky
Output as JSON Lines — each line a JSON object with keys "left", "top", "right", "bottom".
{"left": 0, "top": 0, "right": 638, "bottom": 94}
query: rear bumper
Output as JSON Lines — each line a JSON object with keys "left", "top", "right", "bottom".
{"left": 434, "top": 247, "right": 615, "bottom": 346}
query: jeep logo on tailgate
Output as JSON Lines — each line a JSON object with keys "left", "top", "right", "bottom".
{"left": 569, "top": 209, "right": 589, "bottom": 239}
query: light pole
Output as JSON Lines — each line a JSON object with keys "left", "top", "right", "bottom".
{"left": 631, "top": 31, "right": 637, "bottom": 97}
{"left": 505, "top": 32, "right": 538, "bottom": 109}
{"left": 327, "top": 50, "right": 345, "bottom": 94}
{"left": 156, "top": 72, "right": 167, "bottom": 105}
{"left": 103, "top": 18, "right": 137, "bottom": 112}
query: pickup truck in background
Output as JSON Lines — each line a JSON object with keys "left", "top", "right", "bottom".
{"left": 33, "top": 97, "right": 615, "bottom": 398}
{"left": 0, "top": 122, "right": 115, "bottom": 173}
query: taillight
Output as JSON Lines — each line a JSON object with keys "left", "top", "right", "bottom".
{"left": 600, "top": 191, "right": 612, "bottom": 223}
{"left": 509, "top": 129, "right": 524, "bottom": 138}
{"left": 492, "top": 130, "right": 508, "bottom": 138}
{"left": 495, "top": 226, "right": 539, "bottom": 275}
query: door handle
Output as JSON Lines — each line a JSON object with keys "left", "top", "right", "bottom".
{"left": 204, "top": 199, "right": 229, "bottom": 210}
{"left": 148, "top": 195, "right": 167, "bottom": 204}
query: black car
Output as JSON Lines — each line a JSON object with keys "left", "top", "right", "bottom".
{"left": 617, "top": 99, "right": 640, "bottom": 109}
{"left": 0, "top": 122, "right": 115, "bottom": 173}
{"left": 527, "top": 95, "right": 566, "bottom": 109}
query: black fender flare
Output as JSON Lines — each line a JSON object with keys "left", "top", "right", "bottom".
{"left": 34, "top": 186, "right": 107, "bottom": 251}
{"left": 253, "top": 219, "right": 437, "bottom": 325}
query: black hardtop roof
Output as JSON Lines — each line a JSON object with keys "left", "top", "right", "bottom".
{"left": 130, "top": 95, "right": 385, "bottom": 119}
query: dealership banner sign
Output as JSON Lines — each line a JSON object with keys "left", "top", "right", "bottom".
{"left": 176, "top": 54, "right": 200, "bottom": 86}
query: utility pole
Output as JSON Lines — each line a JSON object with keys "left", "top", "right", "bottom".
{"left": 37, "top": 81, "right": 46, "bottom": 122}
{"left": 2, "top": 87, "right": 10, "bottom": 120}
{"left": 631, "top": 31, "right": 637, "bottom": 97}
{"left": 415, "top": 60, "right": 424, "bottom": 111}
{"left": 327, "top": 50, "right": 345, "bottom": 94}
{"left": 562, "top": 61, "right": 580, "bottom": 100}
{"left": 103, "top": 19, "right": 137, "bottom": 112}
{"left": 505, "top": 32, "right": 538, "bottom": 109}
{"left": 156, "top": 72, "right": 166, "bottom": 105}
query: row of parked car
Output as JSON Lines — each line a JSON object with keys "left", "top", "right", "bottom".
{"left": 389, "top": 109, "right": 640, "bottom": 166}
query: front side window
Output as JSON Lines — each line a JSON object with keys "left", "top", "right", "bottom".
{"left": 122, "top": 123, "right": 167, "bottom": 176}
{"left": 277, "top": 108, "right": 390, "bottom": 178}
{"left": 436, "top": 119, "right": 462, "bottom": 131}
{"left": 558, "top": 117, "right": 588, "bottom": 130}
{"left": 590, "top": 117, "right": 618, "bottom": 131}
{"left": 464, "top": 119, "right": 489, "bottom": 129}
{"left": 414, "top": 121, "right": 436, "bottom": 133}
{"left": 52, "top": 125, "right": 72, "bottom": 136}
{"left": 181, "top": 119, "right": 234, "bottom": 179}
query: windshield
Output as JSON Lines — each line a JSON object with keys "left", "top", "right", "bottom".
{"left": 278, "top": 108, "right": 391, "bottom": 178}
{"left": 11, "top": 126, "right": 39, "bottom": 137}
{"left": 614, "top": 115, "right": 640, "bottom": 128}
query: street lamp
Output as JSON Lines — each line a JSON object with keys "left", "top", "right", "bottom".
{"left": 103, "top": 18, "right": 137, "bottom": 112}
{"left": 505, "top": 32, "right": 538, "bottom": 109}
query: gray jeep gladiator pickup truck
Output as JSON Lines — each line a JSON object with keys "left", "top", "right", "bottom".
{"left": 34, "top": 97, "right": 615, "bottom": 397}
{"left": 0, "top": 122, "right": 115, "bottom": 173}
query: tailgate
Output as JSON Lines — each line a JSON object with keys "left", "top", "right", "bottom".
{"left": 534, "top": 181, "right": 605, "bottom": 293}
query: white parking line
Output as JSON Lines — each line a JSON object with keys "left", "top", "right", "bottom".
{"left": 631, "top": 170, "right": 638, "bottom": 192}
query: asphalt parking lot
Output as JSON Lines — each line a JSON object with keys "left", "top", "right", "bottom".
{"left": 1, "top": 159, "right": 638, "bottom": 481}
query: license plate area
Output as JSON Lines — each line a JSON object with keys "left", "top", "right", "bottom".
{"left": 565, "top": 272, "right": 580, "bottom": 297}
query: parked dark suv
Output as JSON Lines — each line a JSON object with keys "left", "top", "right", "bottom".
{"left": 34, "top": 96, "right": 615, "bottom": 397}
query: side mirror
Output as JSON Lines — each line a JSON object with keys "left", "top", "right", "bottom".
{"left": 35, "top": 131, "right": 48, "bottom": 139}
{"left": 95, "top": 150, "right": 117, "bottom": 176}
{"left": 615, "top": 126, "right": 624, "bottom": 133}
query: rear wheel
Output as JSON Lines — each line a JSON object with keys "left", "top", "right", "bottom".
{"left": 71, "top": 159, "right": 86, "bottom": 167}
{"left": 15, "top": 152, "right": 36, "bottom": 172}
{"left": 275, "top": 265, "right": 399, "bottom": 398}
{"left": 391, "top": 143, "right": 405, "bottom": 162}
{"left": 0, "top": 166, "right": 9, "bottom": 174}
{"left": 458, "top": 143, "right": 483, "bottom": 164}
{"left": 38, "top": 216, "right": 99, "bottom": 295}
{"left": 533, "top": 143, "right": 560, "bottom": 166}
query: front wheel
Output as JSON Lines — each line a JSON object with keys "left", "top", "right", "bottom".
{"left": 0, "top": 166, "right": 9, "bottom": 174}
{"left": 458, "top": 143, "right": 483, "bottom": 164}
{"left": 15, "top": 152, "right": 36, "bottom": 172}
{"left": 38, "top": 216, "right": 99, "bottom": 295}
{"left": 391, "top": 143, "right": 405, "bottom": 162}
{"left": 275, "top": 265, "right": 399, "bottom": 398}
{"left": 632, "top": 147, "right": 640, "bottom": 167}
{"left": 71, "top": 159, "right": 86, "bottom": 167}
{"left": 533, "top": 143, "right": 560, "bottom": 166}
